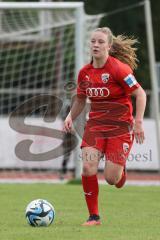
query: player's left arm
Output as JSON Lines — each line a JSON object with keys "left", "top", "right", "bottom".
{"left": 131, "top": 86, "right": 147, "bottom": 144}
{"left": 116, "top": 62, "right": 147, "bottom": 144}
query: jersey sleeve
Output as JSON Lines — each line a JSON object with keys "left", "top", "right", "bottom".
{"left": 76, "top": 69, "right": 87, "bottom": 98}
{"left": 116, "top": 62, "right": 140, "bottom": 94}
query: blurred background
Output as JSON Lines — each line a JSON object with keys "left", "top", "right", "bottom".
{"left": 0, "top": 0, "right": 159, "bottom": 183}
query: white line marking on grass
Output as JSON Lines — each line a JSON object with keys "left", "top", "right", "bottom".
{"left": 98, "top": 180, "right": 160, "bottom": 186}
{"left": 0, "top": 179, "right": 68, "bottom": 184}
{"left": 1, "top": 179, "right": 160, "bottom": 186}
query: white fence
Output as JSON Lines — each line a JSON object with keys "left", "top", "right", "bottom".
{"left": 0, "top": 118, "right": 159, "bottom": 171}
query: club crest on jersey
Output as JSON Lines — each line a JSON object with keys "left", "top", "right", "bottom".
{"left": 101, "top": 73, "right": 110, "bottom": 83}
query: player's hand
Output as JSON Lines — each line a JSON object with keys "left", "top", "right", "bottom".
{"left": 133, "top": 120, "right": 145, "bottom": 144}
{"left": 63, "top": 115, "right": 73, "bottom": 133}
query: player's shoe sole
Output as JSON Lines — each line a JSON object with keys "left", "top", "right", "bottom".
{"left": 81, "top": 214, "right": 101, "bottom": 226}
{"left": 82, "top": 220, "right": 101, "bottom": 226}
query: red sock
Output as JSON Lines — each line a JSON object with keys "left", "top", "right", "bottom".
{"left": 115, "top": 167, "right": 126, "bottom": 188}
{"left": 81, "top": 174, "right": 99, "bottom": 216}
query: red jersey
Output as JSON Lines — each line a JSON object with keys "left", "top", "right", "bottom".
{"left": 77, "top": 55, "right": 140, "bottom": 127}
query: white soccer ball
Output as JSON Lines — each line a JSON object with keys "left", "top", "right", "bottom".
{"left": 25, "top": 199, "right": 55, "bottom": 227}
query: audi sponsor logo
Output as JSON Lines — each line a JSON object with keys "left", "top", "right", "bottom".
{"left": 86, "top": 87, "right": 110, "bottom": 97}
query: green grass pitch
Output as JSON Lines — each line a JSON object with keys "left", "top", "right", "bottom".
{"left": 0, "top": 183, "right": 160, "bottom": 240}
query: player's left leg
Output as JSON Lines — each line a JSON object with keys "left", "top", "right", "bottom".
{"left": 104, "top": 160, "right": 126, "bottom": 188}
{"left": 104, "top": 132, "right": 134, "bottom": 188}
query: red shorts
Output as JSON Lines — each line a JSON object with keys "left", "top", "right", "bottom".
{"left": 81, "top": 122, "right": 134, "bottom": 166}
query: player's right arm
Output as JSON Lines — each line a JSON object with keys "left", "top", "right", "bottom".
{"left": 64, "top": 96, "right": 86, "bottom": 132}
{"left": 64, "top": 69, "right": 87, "bottom": 132}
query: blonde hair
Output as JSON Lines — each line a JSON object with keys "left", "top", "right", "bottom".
{"left": 94, "top": 27, "right": 139, "bottom": 70}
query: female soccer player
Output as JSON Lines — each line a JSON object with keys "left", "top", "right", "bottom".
{"left": 64, "top": 27, "right": 146, "bottom": 226}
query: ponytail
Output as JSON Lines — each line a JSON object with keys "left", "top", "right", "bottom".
{"left": 109, "top": 35, "right": 139, "bottom": 70}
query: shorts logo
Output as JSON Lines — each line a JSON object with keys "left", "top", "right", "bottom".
{"left": 123, "top": 143, "right": 129, "bottom": 153}
{"left": 101, "top": 73, "right": 110, "bottom": 83}
{"left": 86, "top": 87, "right": 110, "bottom": 97}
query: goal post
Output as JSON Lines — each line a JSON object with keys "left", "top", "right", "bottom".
{"left": 144, "top": 0, "right": 160, "bottom": 168}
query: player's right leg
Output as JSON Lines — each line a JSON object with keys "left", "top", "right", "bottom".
{"left": 81, "top": 146, "right": 102, "bottom": 226}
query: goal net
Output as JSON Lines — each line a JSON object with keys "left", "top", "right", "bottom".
{"left": 0, "top": 2, "right": 101, "bottom": 182}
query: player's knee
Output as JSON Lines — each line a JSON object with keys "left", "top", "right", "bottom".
{"left": 82, "top": 162, "right": 96, "bottom": 176}
{"left": 105, "top": 176, "right": 117, "bottom": 185}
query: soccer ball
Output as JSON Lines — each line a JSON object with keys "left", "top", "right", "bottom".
{"left": 25, "top": 199, "right": 55, "bottom": 227}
